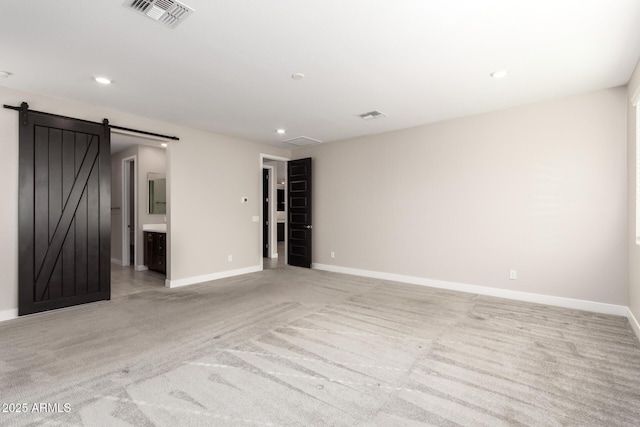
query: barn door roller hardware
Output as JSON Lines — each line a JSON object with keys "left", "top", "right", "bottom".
{"left": 3, "top": 103, "right": 180, "bottom": 141}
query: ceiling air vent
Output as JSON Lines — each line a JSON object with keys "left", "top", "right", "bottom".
{"left": 358, "top": 110, "right": 387, "bottom": 120}
{"left": 284, "top": 136, "right": 322, "bottom": 147}
{"left": 126, "top": 0, "right": 194, "bottom": 29}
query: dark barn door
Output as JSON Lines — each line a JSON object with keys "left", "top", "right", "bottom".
{"left": 287, "top": 158, "right": 312, "bottom": 268}
{"left": 19, "top": 109, "right": 111, "bottom": 316}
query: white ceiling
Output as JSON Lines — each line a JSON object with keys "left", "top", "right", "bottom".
{"left": 1, "top": 0, "right": 639, "bottom": 149}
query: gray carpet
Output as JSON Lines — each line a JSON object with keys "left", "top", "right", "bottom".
{"left": 1, "top": 265, "right": 639, "bottom": 426}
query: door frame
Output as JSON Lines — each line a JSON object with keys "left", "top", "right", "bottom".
{"left": 122, "top": 155, "right": 137, "bottom": 267}
{"left": 263, "top": 164, "right": 275, "bottom": 258}
{"left": 260, "top": 154, "right": 290, "bottom": 266}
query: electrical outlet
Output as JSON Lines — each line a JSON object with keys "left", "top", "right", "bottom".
{"left": 330, "top": 251, "right": 335, "bottom": 259}
{"left": 228, "top": 255, "right": 233, "bottom": 262}
{"left": 509, "top": 269, "right": 517, "bottom": 280}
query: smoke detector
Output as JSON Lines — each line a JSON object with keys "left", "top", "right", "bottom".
{"left": 358, "top": 110, "right": 387, "bottom": 120}
{"left": 126, "top": 0, "right": 194, "bottom": 28}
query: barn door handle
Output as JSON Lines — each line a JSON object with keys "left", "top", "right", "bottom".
{"left": 305, "top": 225, "right": 312, "bottom": 229}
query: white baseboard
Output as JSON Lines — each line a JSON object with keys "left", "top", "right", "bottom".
{"left": 628, "top": 308, "right": 640, "bottom": 342}
{"left": 312, "top": 263, "right": 628, "bottom": 317}
{"left": 166, "top": 264, "right": 262, "bottom": 288}
{"left": 111, "top": 258, "right": 123, "bottom": 265}
{"left": 135, "top": 265, "right": 148, "bottom": 271}
{"left": 0, "top": 308, "right": 18, "bottom": 322}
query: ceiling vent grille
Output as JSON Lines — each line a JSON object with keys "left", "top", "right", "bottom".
{"left": 358, "top": 110, "right": 387, "bottom": 120}
{"left": 126, "top": 0, "right": 194, "bottom": 28}
{"left": 284, "top": 136, "right": 322, "bottom": 147}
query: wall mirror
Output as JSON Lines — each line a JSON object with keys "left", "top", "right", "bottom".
{"left": 148, "top": 173, "right": 166, "bottom": 214}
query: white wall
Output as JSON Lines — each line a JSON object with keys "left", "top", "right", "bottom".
{"left": 169, "top": 136, "right": 288, "bottom": 285}
{"left": 0, "top": 85, "right": 290, "bottom": 317}
{"left": 0, "top": 91, "right": 19, "bottom": 319}
{"left": 627, "top": 60, "right": 640, "bottom": 336}
{"left": 294, "top": 87, "right": 628, "bottom": 307}
{"left": 0, "top": 82, "right": 630, "bottom": 321}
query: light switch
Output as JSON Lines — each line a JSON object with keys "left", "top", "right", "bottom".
{"left": 252, "top": 216, "right": 259, "bottom": 222}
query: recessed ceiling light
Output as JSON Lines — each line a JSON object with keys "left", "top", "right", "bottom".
{"left": 0, "top": 70, "right": 11, "bottom": 78}
{"left": 276, "top": 129, "right": 286, "bottom": 134}
{"left": 490, "top": 70, "right": 508, "bottom": 79}
{"left": 291, "top": 73, "right": 305, "bottom": 80}
{"left": 95, "top": 76, "right": 112, "bottom": 85}
{"left": 161, "top": 143, "right": 168, "bottom": 147}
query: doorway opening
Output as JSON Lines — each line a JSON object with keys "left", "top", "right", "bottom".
{"left": 261, "top": 155, "right": 289, "bottom": 269}
{"left": 122, "top": 156, "right": 137, "bottom": 267}
{"left": 111, "top": 138, "right": 168, "bottom": 297}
